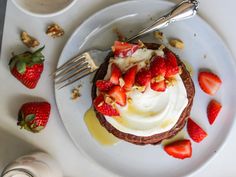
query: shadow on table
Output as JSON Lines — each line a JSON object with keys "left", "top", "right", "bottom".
{"left": 0, "top": 128, "right": 38, "bottom": 173}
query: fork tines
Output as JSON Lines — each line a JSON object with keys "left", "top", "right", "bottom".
{"left": 54, "top": 52, "right": 98, "bottom": 89}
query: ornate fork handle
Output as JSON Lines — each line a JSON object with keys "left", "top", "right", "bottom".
{"left": 126, "top": 0, "right": 199, "bottom": 42}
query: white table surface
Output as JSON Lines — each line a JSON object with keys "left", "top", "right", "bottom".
{"left": 0, "top": 0, "right": 236, "bottom": 177}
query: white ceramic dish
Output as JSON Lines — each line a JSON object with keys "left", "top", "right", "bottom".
{"left": 54, "top": 1, "right": 236, "bottom": 177}
{"left": 11, "top": 0, "right": 77, "bottom": 17}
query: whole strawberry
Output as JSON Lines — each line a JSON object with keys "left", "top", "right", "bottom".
{"left": 9, "top": 46, "right": 45, "bottom": 89}
{"left": 17, "top": 101, "right": 51, "bottom": 133}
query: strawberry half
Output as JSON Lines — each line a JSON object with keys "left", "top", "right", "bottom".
{"left": 108, "top": 85, "right": 127, "bottom": 106}
{"left": 112, "top": 41, "right": 139, "bottom": 58}
{"left": 110, "top": 63, "right": 122, "bottom": 85}
{"left": 9, "top": 46, "right": 45, "bottom": 89}
{"left": 93, "top": 94, "right": 119, "bottom": 116}
{"left": 198, "top": 71, "right": 222, "bottom": 95}
{"left": 187, "top": 118, "right": 207, "bottom": 143}
{"left": 150, "top": 80, "right": 166, "bottom": 92}
{"left": 135, "top": 68, "right": 152, "bottom": 87}
{"left": 164, "top": 139, "right": 192, "bottom": 159}
{"left": 17, "top": 101, "right": 51, "bottom": 133}
{"left": 150, "top": 56, "right": 166, "bottom": 77}
{"left": 165, "top": 51, "right": 179, "bottom": 77}
{"left": 96, "top": 80, "right": 114, "bottom": 92}
{"left": 207, "top": 99, "right": 222, "bottom": 125}
{"left": 123, "top": 65, "right": 138, "bottom": 90}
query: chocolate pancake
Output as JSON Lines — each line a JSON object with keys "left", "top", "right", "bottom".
{"left": 92, "top": 43, "right": 195, "bottom": 145}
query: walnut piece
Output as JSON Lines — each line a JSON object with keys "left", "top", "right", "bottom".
{"left": 46, "top": 24, "right": 64, "bottom": 38}
{"left": 71, "top": 85, "right": 81, "bottom": 100}
{"left": 154, "top": 31, "right": 164, "bottom": 40}
{"left": 169, "top": 39, "right": 184, "bottom": 49}
{"left": 21, "top": 31, "right": 40, "bottom": 48}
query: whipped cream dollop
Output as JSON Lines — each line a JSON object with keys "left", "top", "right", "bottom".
{"left": 102, "top": 48, "right": 188, "bottom": 137}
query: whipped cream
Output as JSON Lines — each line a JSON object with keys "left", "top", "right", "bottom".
{"left": 102, "top": 48, "right": 188, "bottom": 137}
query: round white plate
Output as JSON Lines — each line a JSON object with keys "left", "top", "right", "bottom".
{"left": 54, "top": 1, "right": 236, "bottom": 177}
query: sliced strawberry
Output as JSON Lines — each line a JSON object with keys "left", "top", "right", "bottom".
{"left": 187, "top": 118, "right": 207, "bottom": 143}
{"left": 112, "top": 41, "right": 139, "bottom": 58}
{"left": 135, "top": 68, "right": 152, "bottom": 87}
{"left": 108, "top": 85, "right": 126, "bottom": 106}
{"left": 165, "top": 51, "right": 179, "bottom": 77}
{"left": 198, "top": 71, "right": 222, "bottom": 95}
{"left": 150, "top": 80, "right": 166, "bottom": 92}
{"left": 164, "top": 139, "right": 192, "bottom": 159}
{"left": 96, "top": 80, "right": 114, "bottom": 92}
{"left": 123, "top": 65, "right": 138, "bottom": 90}
{"left": 207, "top": 99, "right": 222, "bottom": 125}
{"left": 93, "top": 94, "right": 119, "bottom": 116}
{"left": 150, "top": 56, "right": 166, "bottom": 77}
{"left": 110, "top": 63, "right": 122, "bottom": 85}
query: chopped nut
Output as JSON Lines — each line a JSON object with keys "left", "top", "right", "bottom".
{"left": 97, "top": 101, "right": 104, "bottom": 107}
{"left": 133, "top": 85, "right": 146, "bottom": 92}
{"left": 46, "top": 23, "right": 64, "bottom": 38}
{"left": 104, "top": 95, "right": 114, "bottom": 105}
{"left": 151, "top": 75, "right": 165, "bottom": 83}
{"left": 21, "top": 31, "right": 40, "bottom": 48}
{"left": 127, "top": 97, "right": 133, "bottom": 104}
{"left": 178, "top": 66, "right": 183, "bottom": 75}
{"left": 165, "top": 77, "right": 177, "bottom": 87}
{"left": 137, "top": 40, "right": 146, "bottom": 48}
{"left": 71, "top": 85, "right": 81, "bottom": 100}
{"left": 158, "top": 44, "right": 165, "bottom": 51}
{"left": 119, "top": 78, "right": 125, "bottom": 87}
{"left": 154, "top": 31, "right": 164, "bottom": 40}
{"left": 169, "top": 39, "right": 184, "bottom": 49}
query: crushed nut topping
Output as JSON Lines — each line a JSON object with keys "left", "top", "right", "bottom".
{"left": 165, "top": 77, "right": 177, "bottom": 87}
{"left": 71, "top": 85, "right": 81, "bottom": 100}
{"left": 158, "top": 44, "right": 166, "bottom": 51}
{"left": 21, "top": 31, "right": 40, "bottom": 48}
{"left": 151, "top": 75, "right": 165, "bottom": 83}
{"left": 127, "top": 97, "right": 133, "bottom": 104}
{"left": 119, "top": 78, "right": 125, "bottom": 87}
{"left": 46, "top": 23, "right": 64, "bottom": 38}
{"left": 169, "top": 39, "right": 184, "bottom": 49}
{"left": 104, "top": 95, "right": 114, "bottom": 105}
{"left": 137, "top": 40, "right": 146, "bottom": 48}
{"left": 132, "top": 85, "right": 146, "bottom": 92}
{"left": 154, "top": 31, "right": 164, "bottom": 40}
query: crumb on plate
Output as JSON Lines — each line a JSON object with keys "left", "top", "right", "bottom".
{"left": 46, "top": 23, "right": 64, "bottom": 38}
{"left": 154, "top": 31, "right": 164, "bottom": 40}
{"left": 71, "top": 85, "right": 82, "bottom": 100}
{"left": 21, "top": 31, "right": 40, "bottom": 48}
{"left": 169, "top": 38, "right": 184, "bottom": 49}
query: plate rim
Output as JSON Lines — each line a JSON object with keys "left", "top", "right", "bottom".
{"left": 54, "top": 0, "right": 236, "bottom": 177}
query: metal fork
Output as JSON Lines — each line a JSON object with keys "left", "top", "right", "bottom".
{"left": 54, "top": 0, "right": 199, "bottom": 89}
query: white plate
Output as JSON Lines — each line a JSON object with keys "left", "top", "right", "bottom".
{"left": 54, "top": 1, "right": 236, "bottom": 177}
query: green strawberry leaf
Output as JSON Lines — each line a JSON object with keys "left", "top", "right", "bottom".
{"left": 16, "top": 61, "right": 26, "bottom": 74}
{"left": 25, "top": 114, "right": 35, "bottom": 122}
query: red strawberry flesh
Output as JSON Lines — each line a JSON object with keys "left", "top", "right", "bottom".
{"left": 113, "top": 41, "right": 139, "bottom": 58}
{"left": 108, "top": 85, "right": 127, "bottom": 106}
{"left": 93, "top": 94, "right": 119, "bottom": 116}
{"left": 198, "top": 71, "right": 222, "bottom": 95}
{"left": 164, "top": 139, "right": 192, "bottom": 159}
{"left": 150, "top": 80, "right": 166, "bottom": 92}
{"left": 207, "top": 99, "right": 222, "bottom": 125}
{"left": 135, "top": 68, "right": 152, "bottom": 87}
{"left": 123, "top": 65, "right": 138, "bottom": 90}
{"left": 187, "top": 118, "right": 207, "bottom": 143}
{"left": 150, "top": 56, "right": 166, "bottom": 77}
{"left": 110, "top": 63, "right": 122, "bottom": 85}
{"left": 17, "top": 101, "right": 51, "bottom": 133}
{"left": 165, "top": 51, "right": 179, "bottom": 77}
{"left": 96, "top": 80, "right": 114, "bottom": 92}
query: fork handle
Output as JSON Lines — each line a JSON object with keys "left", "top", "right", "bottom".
{"left": 126, "top": 0, "right": 199, "bottom": 42}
